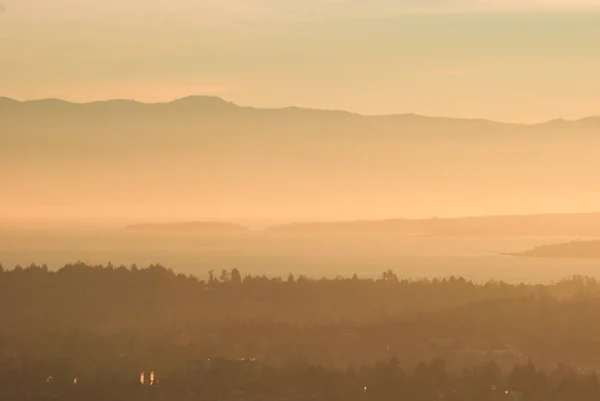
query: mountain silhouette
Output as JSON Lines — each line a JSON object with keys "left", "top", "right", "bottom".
{"left": 2, "top": 96, "right": 600, "bottom": 221}
{"left": 267, "top": 213, "right": 600, "bottom": 237}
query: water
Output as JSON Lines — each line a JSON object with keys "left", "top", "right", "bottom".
{"left": 0, "top": 227, "right": 598, "bottom": 284}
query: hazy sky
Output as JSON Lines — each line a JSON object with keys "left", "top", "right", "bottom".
{"left": 1, "top": 0, "right": 600, "bottom": 122}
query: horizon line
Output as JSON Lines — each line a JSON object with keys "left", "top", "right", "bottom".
{"left": 3, "top": 210, "right": 600, "bottom": 229}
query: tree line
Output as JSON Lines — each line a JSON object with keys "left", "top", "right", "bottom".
{"left": 3, "top": 263, "right": 600, "bottom": 381}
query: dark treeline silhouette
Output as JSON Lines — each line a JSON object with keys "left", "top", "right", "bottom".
{"left": 4, "top": 262, "right": 600, "bottom": 398}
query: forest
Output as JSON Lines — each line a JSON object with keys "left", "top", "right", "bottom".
{"left": 2, "top": 263, "right": 600, "bottom": 368}
{"left": 3, "top": 263, "right": 600, "bottom": 400}
{"left": 3, "top": 357, "right": 600, "bottom": 401}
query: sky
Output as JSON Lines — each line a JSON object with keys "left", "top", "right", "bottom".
{"left": 1, "top": 0, "right": 600, "bottom": 122}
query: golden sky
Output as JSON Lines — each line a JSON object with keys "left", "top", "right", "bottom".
{"left": 1, "top": 0, "right": 600, "bottom": 122}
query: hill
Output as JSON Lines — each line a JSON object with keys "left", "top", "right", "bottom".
{"left": 4, "top": 264, "right": 600, "bottom": 373}
{"left": 267, "top": 213, "right": 600, "bottom": 237}
{"left": 2, "top": 96, "right": 600, "bottom": 221}
{"left": 510, "top": 240, "right": 600, "bottom": 259}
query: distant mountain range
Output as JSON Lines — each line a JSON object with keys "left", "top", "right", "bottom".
{"left": 127, "top": 213, "right": 600, "bottom": 237}
{"left": 2, "top": 96, "right": 600, "bottom": 221}
{"left": 2, "top": 95, "right": 599, "bottom": 126}
{"left": 267, "top": 213, "right": 600, "bottom": 237}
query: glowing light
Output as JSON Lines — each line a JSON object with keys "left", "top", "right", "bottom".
{"left": 46, "top": 376, "right": 53, "bottom": 383}
{"left": 150, "top": 371, "right": 155, "bottom": 385}
{"left": 140, "top": 372, "right": 145, "bottom": 385}
{"left": 73, "top": 378, "right": 78, "bottom": 385}
{"left": 363, "top": 386, "right": 368, "bottom": 392}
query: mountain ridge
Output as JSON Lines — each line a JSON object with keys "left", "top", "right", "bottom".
{"left": 267, "top": 213, "right": 600, "bottom": 237}
{"left": 124, "top": 212, "right": 600, "bottom": 237}
{"left": 3, "top": 95, "right": 600, "bottom": 221}
{"left": 1, "top": 95, "right": 598, "bottom": 126}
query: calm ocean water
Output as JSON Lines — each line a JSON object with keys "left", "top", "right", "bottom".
{"left": 0, "top": 227, "right": 598, "bottom": 284}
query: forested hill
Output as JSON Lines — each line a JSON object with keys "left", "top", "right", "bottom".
{"left": 4, "top": 263, "right": 600, "bottom": 375}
